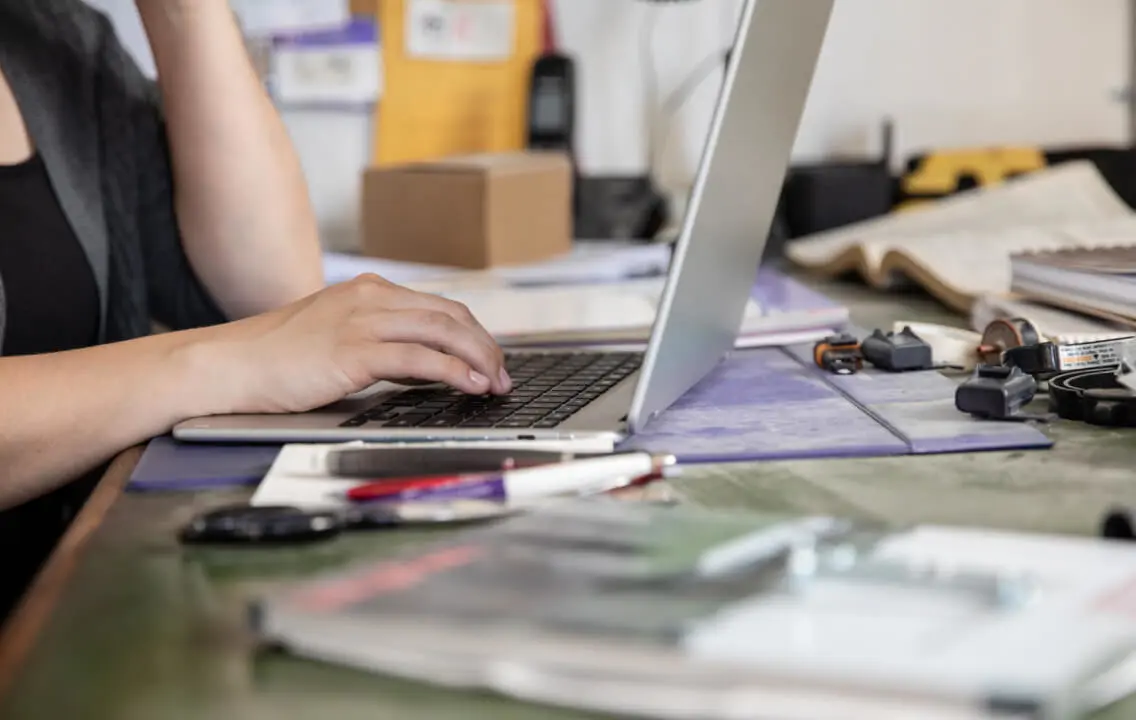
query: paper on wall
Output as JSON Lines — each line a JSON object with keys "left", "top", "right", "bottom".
{"left": 405, "top": 0, "right": 515, "bottom": 62}
{"left": 272, "top": 18, "right": 383, "bottom": 107}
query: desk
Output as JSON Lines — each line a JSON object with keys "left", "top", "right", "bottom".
{"left": 3, "top": 277, "right": 1136, "bottom": 719}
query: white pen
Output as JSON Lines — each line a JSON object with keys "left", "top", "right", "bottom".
{"left": 345, "top": 452, "right": 679, "bottom": 506}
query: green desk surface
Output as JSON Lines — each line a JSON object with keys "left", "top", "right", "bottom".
{"left": 3, "top": 277, "right": 1136, "bottom": 720}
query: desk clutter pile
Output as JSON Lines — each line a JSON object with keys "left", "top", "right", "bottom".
{"left": 135, "top": 159, "right": 1136, "bottom": 720}
{"left": 790, "top": 157, "right": 1136, "bottom": 431}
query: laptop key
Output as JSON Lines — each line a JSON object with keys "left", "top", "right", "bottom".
{"left": 429, "top": 414, "right": 472, "bottom": 425}
{"left": 385, "top": 413, "right": 434, "bottom": 427}
{"left": 382, "top": 418, "right": 416, "bottom": 428}
{"left": 417, "top": 401, "right": 457, "bottom": 411}
{"left": 510, "top": 411, "right": 549, "bottom": 421}
{"left": 496, "top": 419, "right": 539, "bottom": 429}
{"left": 420, "top": 417, "right": 462, "bottom": 428}
{"left": 458, "top": 419, "right": 497, "bottom": 427}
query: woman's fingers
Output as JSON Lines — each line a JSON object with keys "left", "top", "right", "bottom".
{"left": 364, "top": 342, "right": 492, "bottom": 395}
{"left": 362, "top": 309, "right": 508, "bottom": 394}
{"left": 354, "top": 279, "right": 509, "bottom": 387}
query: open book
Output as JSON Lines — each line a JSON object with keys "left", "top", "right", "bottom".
{"left": 785, "top": 161, "right": 1136, "bottom": 312}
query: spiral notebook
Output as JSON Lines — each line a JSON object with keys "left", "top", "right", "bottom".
{"left": 786, "top": 161, "right": 1136, "bottom": 312}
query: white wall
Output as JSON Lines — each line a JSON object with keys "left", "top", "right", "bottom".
{"left": 564, "top": 0, "right": 1131, "bottom": 192}
{"left": 91, "top": 0, "right": 1132, "bottom": 251}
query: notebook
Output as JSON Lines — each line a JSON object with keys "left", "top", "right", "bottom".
{"left": 785, "top": 161, "right": 1136, "bottom": 312}
{"left": 251, "top": 500, "right": 1136, "bottom": 720}
{"left": 1010, "top": 247, "right": 1136, "bottom": 324}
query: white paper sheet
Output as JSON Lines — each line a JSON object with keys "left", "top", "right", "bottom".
{"left": 272, "top": 21, "right": 382, "bottom": 107}
{"left": 322, "top": 242, "right": 673, "bottom": 288}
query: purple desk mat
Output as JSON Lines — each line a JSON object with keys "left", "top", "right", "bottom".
{"left": 752, "top": 267, "right": 846, "bottom": 316}
{"left": 128, "top": 436, "right": 281, "bottom": 492}
{"left": 623, "top": 345, "right": 1052, "bottom": 463}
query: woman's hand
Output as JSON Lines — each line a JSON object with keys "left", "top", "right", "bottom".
{"left": 195, "top": 274, "right": 512, "bottom": 415}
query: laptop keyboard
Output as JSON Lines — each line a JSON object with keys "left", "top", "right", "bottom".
{"left": 339, "top": 352, "right": 643, "bottom": 430}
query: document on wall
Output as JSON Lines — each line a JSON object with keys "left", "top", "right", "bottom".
{"left": 231, "top": 0, "right": 352, "bottom": 38}
{"left": 272, "top": 18, "right": 382, "bottom": 107}
{"left": 405, "top": 0, "right": 516, "bottom": 62}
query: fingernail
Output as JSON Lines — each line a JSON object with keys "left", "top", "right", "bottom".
{"left": 470, "top": 370, "right": 490, "bottom": 389}
{"left": 499, "top": 367, "right": 513, "bottom": 392}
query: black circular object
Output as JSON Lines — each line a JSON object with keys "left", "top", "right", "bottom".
{"left": 1048, "top": 367, "right": 1136, "bottom": 427}
{"left": 1002, "top": 343, "right": 1061, "bottom": 379}
{"left": 178, "top": 504, "right": 343, "bottom": 545}
{"left": 1102, "top": 508, "right": 1136, "bottom": 541}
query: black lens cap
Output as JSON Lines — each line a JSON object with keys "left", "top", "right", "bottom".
{"left": 1101, "top": 507, "right": 1136, "bottom": 541}
{"left": 179, "top": 504, "right": 343, "bottom": 545}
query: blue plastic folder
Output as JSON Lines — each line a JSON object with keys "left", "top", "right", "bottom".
{"left": 127, "top": 436, "right": 281, "bottom": 492}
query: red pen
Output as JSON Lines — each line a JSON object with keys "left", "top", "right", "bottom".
{"left": 345, "top": 454, "right": 676, "bottom": 505}
{"left": 346, "top": 473, "right": 494, "bottom": 502}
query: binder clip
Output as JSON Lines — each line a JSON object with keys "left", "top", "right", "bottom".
{"left": 861, "top": 327, "right": 934, "bottom": 372}
{"left": 814, "top": 334, "right": 863, "bottom": 375}
{"left": 955, "top": 365, "right": 1038, "bottom": 421}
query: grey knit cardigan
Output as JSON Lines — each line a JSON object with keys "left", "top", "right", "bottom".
{"left": 0, "top": 0, "right": 227, "bottom": 352}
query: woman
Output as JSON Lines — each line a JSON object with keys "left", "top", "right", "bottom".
{"left": 0, "top": 0, "right": 511, "bottom": 619}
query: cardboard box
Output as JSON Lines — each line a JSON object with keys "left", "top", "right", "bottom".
{"left": 361, "top": 152, "right": 573, "bottom": 269}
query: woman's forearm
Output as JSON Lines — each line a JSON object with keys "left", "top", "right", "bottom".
{"left": 135, "top": 0, "right": 324, "bottom": 319}
{"left": 0, "top": 330, "right": 218, "bottom": 509}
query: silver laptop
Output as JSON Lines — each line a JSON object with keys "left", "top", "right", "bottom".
{"left": 173, "top": 0, "right": 833, "bottom": 444}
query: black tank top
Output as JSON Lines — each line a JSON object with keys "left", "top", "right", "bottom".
{"left": 0, "top": 153, "right": 99, "bottom": 354}
{"left": 0, "top": 153, "right": 101, "bottom": 623}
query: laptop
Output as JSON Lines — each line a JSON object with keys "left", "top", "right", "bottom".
{"left": 172, "top": 0, "right": 834, "bottom": 444}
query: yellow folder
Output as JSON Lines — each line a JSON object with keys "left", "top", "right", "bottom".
{"left": 374, "top": 0, "right": 543, "bottom": 166}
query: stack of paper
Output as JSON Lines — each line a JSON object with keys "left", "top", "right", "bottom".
{"left": 322, "top": 241, "right": 674, "bottom": 288}
{"left": 422, "top": 269, "right": 848, "bottom": 349}
{"left": 326, "top": 246, "right": 847, "bottom": 349}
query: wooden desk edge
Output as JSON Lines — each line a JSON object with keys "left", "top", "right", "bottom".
{"left": 0, "top": 446, "right": 144, "bottom": 697}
